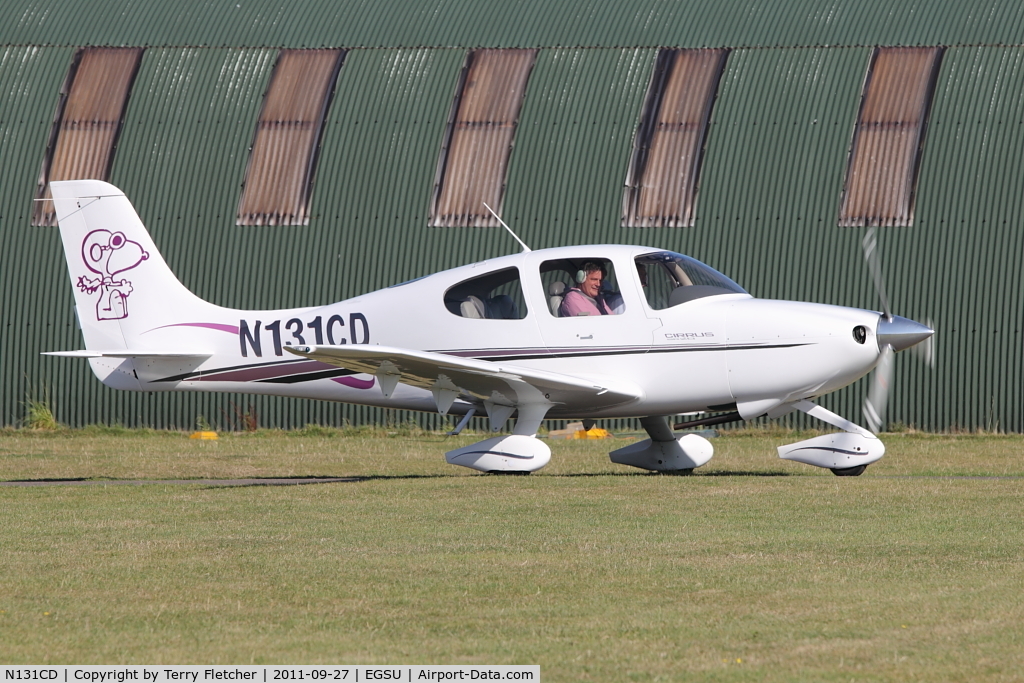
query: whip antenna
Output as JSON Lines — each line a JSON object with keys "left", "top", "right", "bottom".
{"left": 483, "top": 202, "right": 530, "bottom": 253}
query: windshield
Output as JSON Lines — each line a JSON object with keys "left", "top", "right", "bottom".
{"left": 636, "top": 251, "right": 746, "bottom": 309}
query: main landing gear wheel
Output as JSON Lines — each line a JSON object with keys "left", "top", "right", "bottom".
{"left": 654, "top": 468, "right": 694, "bottom": 476}
{"left": 830, "top": 465, "right": 868, "bottom": 477}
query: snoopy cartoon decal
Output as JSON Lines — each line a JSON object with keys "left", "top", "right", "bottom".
{"left": 76, "top": 229, "right": 149, "bottom": 320}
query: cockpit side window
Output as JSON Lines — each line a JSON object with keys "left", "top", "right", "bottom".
{"left": 444, "top": 267, "right": 528, "bottom": 319}
{"left": 637, "top": 251, "right": 746, "bottom": 309}
{"left": 540, "top": 258, "right": 624, "bottom": 317}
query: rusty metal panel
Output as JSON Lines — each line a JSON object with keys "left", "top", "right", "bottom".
{"left": 237, "top": 49, "right": 344, "bottom": 226}
{"left": 623, "top": 49, "right": 726, "bottom": 227}
{"left": 431, "top": 49, "right": 537, "bottom": 227}
{"left": 839, "top": 47, "right": 943, "bottom": 227}
{"left": 33, "top": 47, "right": 143, "bottom": 226}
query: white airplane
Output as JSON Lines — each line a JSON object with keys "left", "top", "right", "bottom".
{"left": 45, "top": 180, "right": 933, "bottom": 476}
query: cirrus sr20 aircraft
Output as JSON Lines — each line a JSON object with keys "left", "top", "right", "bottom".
{"left": 46, "top": 180, "right": 933, "bottom": 476}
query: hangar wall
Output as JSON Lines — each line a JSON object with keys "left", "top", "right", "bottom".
{"left": 1, "top": 0, "right": 1022, "bottom": 431}
{"left": 4, "top": 0, "right": 1024, "bottom": 49}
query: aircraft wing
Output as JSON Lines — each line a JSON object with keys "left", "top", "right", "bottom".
{"left": 286, "top": 344, "right": 642, "bottom": 412}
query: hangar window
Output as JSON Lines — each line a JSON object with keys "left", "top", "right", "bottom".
{"left": 430, "top": 49, "right": 538, "bottom": 227}
{"left": 33, "top": 47, "right": 144, "bottom": 226}
{"left": 622, "top": 49, "right": 728, "bottom": 228}
{"left": 838, "top": 47, "right": 944, "bottom": 227}
{"left": 237, "top": 49, "right": 346, "bottom": 226}
{"left": 444, "top": 268, "right": 528, "bottom": 319}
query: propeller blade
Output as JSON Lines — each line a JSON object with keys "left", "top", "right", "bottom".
{"left": 862, "top": 227, "right": 891, "bottom": 320}
{"left": 863, "top": 344, "right": 894, "bottom": 434}
{"left": 860, "top": 229, "right": 932, "bottom": 432}
{"left": 911, "top": 316, "right": 936, "bottom": 369}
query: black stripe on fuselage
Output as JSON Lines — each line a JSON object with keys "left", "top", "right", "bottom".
{"left": 256, "top": 368, "right": 360, "bottom": 384}
{"left": 153, "top": 358, "right": 306, "bottom": 383}
{"left": 443, "top": 342, "right": 811, "bottom": 362}
{"left": 151, "top": 342, "right": 813, "bottom": 384}
{"left": 153, "top": 358, "right": 360, "bottom": 383}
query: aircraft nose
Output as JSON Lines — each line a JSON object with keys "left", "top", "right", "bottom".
{"left": 877, "top": 315, "right": 934, "bottom": 352}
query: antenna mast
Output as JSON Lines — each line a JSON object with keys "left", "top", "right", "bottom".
{"left": 482, "top": 202, "right": 530, "bottom": 253}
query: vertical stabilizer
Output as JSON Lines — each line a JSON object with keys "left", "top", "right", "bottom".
{"left": 50, "top": 180, "right": 224, "bottom": 351}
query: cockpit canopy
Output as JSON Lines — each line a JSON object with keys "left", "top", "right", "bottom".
{"left": 440, "top": 249, "right": 746, "bottom": 320}
{"left": 636, "top": 251, "right": 747, "bottom": 309}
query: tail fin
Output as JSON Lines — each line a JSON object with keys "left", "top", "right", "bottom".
{"left": 50, "top": 180, "right": 221, "bottom": 351}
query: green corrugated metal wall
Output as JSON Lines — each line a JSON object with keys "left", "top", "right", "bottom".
{"left": 314, "top": 48, "right": 469, "bottom": 293}
{"left": 506, "top": 49, "right": 656, "bottom": 248}
{"left": 115, "top": 48, "right": 276, "bottom": 308}
{"left": 0, "top": 45, "right": 77, "bottom": 425}
{"left": 911, "top": 47, "right": 1024, "bottom": 431}
{"left": 4, "top": 0, "right": 1024, "bottom": 50}
{"left": 2, "top": 0, "right": 1024, "bottom": 431}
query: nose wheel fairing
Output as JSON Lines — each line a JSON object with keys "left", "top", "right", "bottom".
{"left": 777, "top": 431, "right": 884, "bottom": 470}
{"left": 777, "top": 400, "right": 885, "bottom": 474}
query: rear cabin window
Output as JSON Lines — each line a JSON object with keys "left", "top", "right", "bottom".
{"left": 540, "top": 258, "right": 624, "bottom": 317}
{"left": 444, "top": 267, "right": 528, "bottom": 319}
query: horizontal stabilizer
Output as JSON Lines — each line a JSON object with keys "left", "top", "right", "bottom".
{"left": 43, "top": 350, "right": 212, "bottom": 359}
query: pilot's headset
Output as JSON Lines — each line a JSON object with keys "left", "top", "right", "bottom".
{"left": 575, "top": 262, "right": 605, "bottom": 284}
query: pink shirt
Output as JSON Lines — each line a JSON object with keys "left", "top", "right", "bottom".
{"left": 559, "top": 288, "right": 613, "bottom": 316}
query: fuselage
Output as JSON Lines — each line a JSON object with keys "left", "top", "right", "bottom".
{"left": 113, "top": 244, "right": 885, "bottom": 420}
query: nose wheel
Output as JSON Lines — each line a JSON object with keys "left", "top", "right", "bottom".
{"left": 830, "top": 465, "right": 867, "bottom": 477}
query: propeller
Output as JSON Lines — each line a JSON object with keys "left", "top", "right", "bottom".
{"left": 860, "top": 227, "right": 935, "bottom": 434}
{"left": 863, "top": 342, "right": 893, "bottom": 434}
{"left": 913, "top": 316, "right": 936, "bottom": 369}
{"left": 861, "top": 227, "right": 891, "bottom": 320}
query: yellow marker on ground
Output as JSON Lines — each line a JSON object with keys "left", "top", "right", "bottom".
{"left": 573, "top": 427, "right": 611, "bottom": 440}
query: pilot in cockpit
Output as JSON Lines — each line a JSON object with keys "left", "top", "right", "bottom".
{"left": 558, "top": 262, "right": 616, "bottom": 316}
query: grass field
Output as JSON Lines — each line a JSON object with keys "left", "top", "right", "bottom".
{"left": 1, "top": 427, "right": 1022, "bottom": 680}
